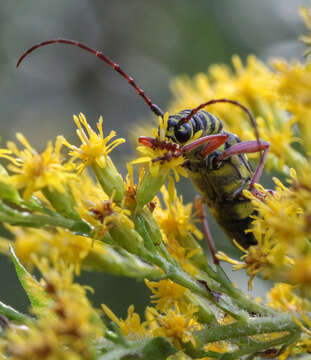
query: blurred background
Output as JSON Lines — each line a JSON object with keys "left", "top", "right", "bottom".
{"left": 0, "top": 0, "right": 308, "bottom": 317}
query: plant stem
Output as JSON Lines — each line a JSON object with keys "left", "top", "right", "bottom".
{"left": 220, "top": 331, "right": 300, "bottom": 359}
{"left": 196, "top": 314, "right": 300, "bottom": 343}
{"left": 213, "top": 266, "right": 276, "bottom": 316}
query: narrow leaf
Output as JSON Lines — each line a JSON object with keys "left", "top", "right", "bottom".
{"left": 0, "top": 300, "right": 31, "bottom": 323}
{"left": 10, "top": 245, "right": 48, "bottom": 310}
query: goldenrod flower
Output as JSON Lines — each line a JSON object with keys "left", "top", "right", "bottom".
{"left": 273, "top": 59, "right": 311, "bottom": 155}
{"left": 149, "top": 304, "right": 201, "bottom": 349}
{"left": 102, "top": 304, "right": 151, "bottom": 340}
{"left": 7, "top": 227, "right": 93, "bottom": 275}
{"left": 123, "top": 163, "right": 140, "bottom": 211}
{"left": 169, "top": 55, "right": 302, "bottom": 172}
{"left": 217, "top": 238, "right": 274, "bottom": 290}
{"left": 170, "top": 55, "right": 275, "bottom": 129}
{"left": 0, "top": 134, "right": 75, "bottom": 200}
{"left": 218, "top": 167, "right": 311, "bottom": 288}
{"left": 289, "top": 256, "right": 311, "bottom": 294}
{"left": 152, "top": 180, "right": 204, "bottom": 275}
{"left": 154, "top": 179, "right": 202, "bottom": 241}
{"left": 63, "top": 113, "right": 125, "bottom": 173}
{"left": 267, "top": 283, "right": 310, "bottom": 313}
{"left": 71, "top": 174, "right": 133, "bottom": 238}
{"left": 133, "top": 113, "right": 188, "bottom": 182}
{"left": 5, "top": 258, "right": 103, "bottom": 360}
{"left": 217, "top": 185, "right": 294, "bottom": 287}
{"left": 4, "top": 4, "right": 311, "bottom": 357}
{"left": 63, "top": 113, "right": 126, "bottom": 201}
{"left": 165, "top": 236, "right": 200, "bottom": 276}
{"left": 145, "top": 279, "right": 187, "bottom": 312}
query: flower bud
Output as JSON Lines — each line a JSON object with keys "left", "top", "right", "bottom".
{"left": 92, "top": 157, "right": 125, "bottom": 203}
{"left": 136, "top": 170, "right": 168, "bottom": 212}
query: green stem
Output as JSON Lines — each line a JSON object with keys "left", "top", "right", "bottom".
{"left": 0, "top": 200, "right": 92, "bottom": 235}
{"left": 196, "top": 314, "right": 300, "bottom": 343}
{"left": 185, "top": 291, "right": 217, "bottom": 324}
{"left": 220, "top": 331, "right": 300, "bottom": 359}
{"left": 213, "top": 265, "right": 276, "bottom": 316}
{"left": 169, "top": 270, "right": 243, "bottom": 320}
{"left": 144, "top": 246, "right": 246, "bottom": 319}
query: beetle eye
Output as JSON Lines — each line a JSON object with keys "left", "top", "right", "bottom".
{"left": 174, "top": 123, "right": 192, "bottom": 143}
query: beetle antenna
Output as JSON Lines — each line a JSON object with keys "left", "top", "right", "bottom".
{"left": 17, "top": 38, "right": 164, "bottom": 117}
{"left": 177, "top": 98, "right": 261, "bottom": 158}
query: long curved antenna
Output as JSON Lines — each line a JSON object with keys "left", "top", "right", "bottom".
{"left": 17, "top": 38, "right": 164, "bottom": 117}
{"left": 177, "top": 98, "right": 261, "bottom": 155}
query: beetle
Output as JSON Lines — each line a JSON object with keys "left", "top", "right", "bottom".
{"left": 16, "top": 39, "right": 270, "bottom": 262}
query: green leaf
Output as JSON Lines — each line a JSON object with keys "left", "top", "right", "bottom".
{"left": 141, "top": 337, "right": 176, "bottom": 360}
{"left": 0, "top": 300, "right": 31, "bottom": 323}
{"left": 10, "top": 245, "right": 49, "bottom": 311}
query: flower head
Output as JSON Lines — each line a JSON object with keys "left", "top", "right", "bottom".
{"left": 63, "top": 113, "right": 125, "bottom": 173}
{"left": 267, "top": 283, "right": 310, "bottom": 313}
{"left": 133, "top": 113, "right": 188, "bottom": 182}
{"left": 145, "top": 279, "right": 187, "bottom": 312}
{"left": 10, "top": 227, "right": 93, "bottom": 275}
{"left": 5, "top": 257, "right": 103, "bottom": 360}
{"left": 168, "top": 55, "right": 303, "bottom": 173}
{"left": 102, "top": 304, "right": 151, "bottom": 340}
{"left": 154, "top": 178, "right": 202, "bottom": 241}
{"left": 0, "top": 134, "right": 75, "bottom": 200}
{"left": 71, "top": 173, "right": 133, "bottom": 238}
{"left": 149, "top": 304, "right": 201, "bottom": 349}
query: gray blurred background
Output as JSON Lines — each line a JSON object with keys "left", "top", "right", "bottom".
{"left": 0, "top": 0, "right": 308, "bottom": 317}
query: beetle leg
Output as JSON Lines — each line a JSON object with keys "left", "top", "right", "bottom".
{"left": 195, "top": 196, "right": 219, "bottom": 265}
{"left": 139, "top": 134, "right": 229, "bottom": 164}
{"left": 216, "top": 140, "right": 270, "bottom": 188}
{"left": 182, "top": 133, "right": 229, "bottom": 156}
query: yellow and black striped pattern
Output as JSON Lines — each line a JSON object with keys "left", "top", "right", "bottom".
{"left": 167, "top": 110, "right": 223, "bottom": 144}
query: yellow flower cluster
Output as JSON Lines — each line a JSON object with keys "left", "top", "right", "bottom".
{"left": 0, "top": 227, "right": 93, "bottom": 275}
{"left": 3, "top": 258, "right": 103, "bottom": 360}
{"left": 3, "top": 4, "right": 311, "bottom": 358}
{"left": 168, "top": 55, "right": 304, "bottom": 172}
{"left": 217, "top": 168, "right": 311, "bottom": 301}
{"left": 0, "top": 134, "right": 76, "bottom": 200}
{"left": 153, "top": 178, "right": 205, "bottom": 276}
{"left": 210, "top": 10, "right": 311, "bottom": 356}
{"left": 133, "top": 113, "right": 188, "bottom": 181}
{"left": 103, "top": 280, "right": 201, "bottom": 350}
{"left": 0, "top": 113, "right": 217, "bottom": 356}
{"left": 62, "top": 113, "right": 125, "bottom": 173}
{"left": 0, "top": 116, "right": 149, "bottom": 286}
